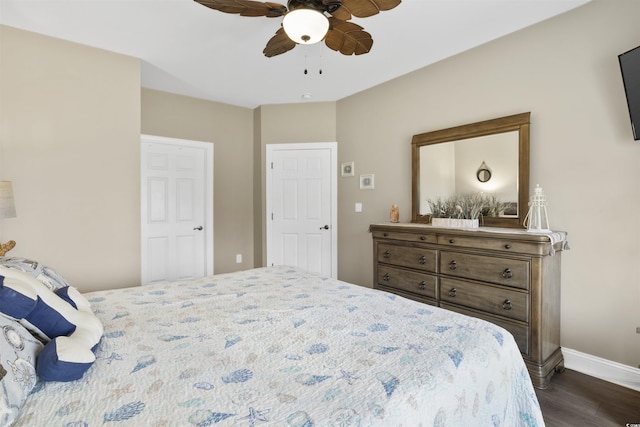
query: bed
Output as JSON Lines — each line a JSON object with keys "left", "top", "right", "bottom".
{"left": 1, "top": 263, "right": 544, "bottom": 426}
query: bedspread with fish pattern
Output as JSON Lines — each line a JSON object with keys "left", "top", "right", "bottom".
{"left": 15, "top": 266, "right": 544, "bottom": 426}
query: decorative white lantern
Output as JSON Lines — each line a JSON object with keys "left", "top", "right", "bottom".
{"left": 524, "top": 184, "right": 550, "bottom": 232}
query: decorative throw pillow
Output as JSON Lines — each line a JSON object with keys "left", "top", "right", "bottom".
{"left": 0, "top": 315, "right": 43, "bottom": 426}
{"left": 0, "top": 267, "right": 75, "bottom": 340}
{"left": 0, "top": 257, "right": 71, "bottom": 291}
{"left": 0, "top": 267, "right": 103, "bottom": 382}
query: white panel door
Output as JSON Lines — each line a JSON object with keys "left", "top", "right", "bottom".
{"left": 267, "top": 143, "right": 337, "bottom": 278}
{"left": 141, "top": 135, "right": 213, "bottom": 284}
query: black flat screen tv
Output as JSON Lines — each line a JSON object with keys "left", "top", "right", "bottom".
{"left": 619, "top": 45, "right": 640, "bottom": 140}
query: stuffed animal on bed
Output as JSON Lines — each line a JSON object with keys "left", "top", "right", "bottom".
{"left": 0, "top": 265, "right": 103, "bottom": 382}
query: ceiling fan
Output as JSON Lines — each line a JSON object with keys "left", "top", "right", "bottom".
{"left": 194, "top": 0, "right": 401, "bottom": 57}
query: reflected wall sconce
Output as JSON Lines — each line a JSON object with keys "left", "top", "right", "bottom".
{"left": 476, "top": 161, "right": 492, "bottom": 183}
{"left": 0, "top": 181, "right": 17, "bottom": 256}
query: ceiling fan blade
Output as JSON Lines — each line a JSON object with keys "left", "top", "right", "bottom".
{"left": 195, "top": 0, "right": 287, "bottom": 17}
{"left": 325, "top": 19, "right": 373, "bottom": 55}
{"left": 332, "top": 0, "right": 401, "bottom": 19}
{"left": 263, "top": 27, "right": 297, "bottom": 57}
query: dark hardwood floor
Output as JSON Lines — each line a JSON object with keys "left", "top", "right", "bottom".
{"left": 536, "top": 369, "right": 640, "bottom": 427}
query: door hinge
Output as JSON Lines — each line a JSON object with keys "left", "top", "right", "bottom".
{"left": 271, "top": 213, "right": 274, "bottom": 220}
{"left": 271, "top": 162, "right": 274, "bottom": 169}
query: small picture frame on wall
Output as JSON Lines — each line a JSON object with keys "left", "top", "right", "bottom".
{"left": 341, "top": 161, "right": 355, "bottom": 177}
{"left": 359, "top": 174, "right": 375, "bottom": 190}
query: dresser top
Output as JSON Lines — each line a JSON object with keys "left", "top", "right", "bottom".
{"left": 370, "top": 223, "right": 568, "bottom": 247}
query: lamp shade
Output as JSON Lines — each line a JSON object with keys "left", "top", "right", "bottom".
{"left": 0, "top": 181, "right": 16, "bottom": 219}
{"left": 282, "top": 8, "right": 329, "bottom": 44}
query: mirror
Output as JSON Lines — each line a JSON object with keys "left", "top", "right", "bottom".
{"left": 411, "top": 112, "right": 530, "bottom": 228}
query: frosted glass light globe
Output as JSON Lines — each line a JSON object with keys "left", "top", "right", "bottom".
{"left": 282, "top": 9, "right": 329, "bottom": 44}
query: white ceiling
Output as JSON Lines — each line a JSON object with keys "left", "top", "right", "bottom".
{"left": 0, "top": 0, "right": 590, "bottom": 109}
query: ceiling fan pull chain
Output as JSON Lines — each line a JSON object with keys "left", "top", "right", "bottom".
{"left": 319, "top": 44, "right": 323, "bottom": 75}
{"left": 304, "top": 46, "right": 308, "bottom": 75}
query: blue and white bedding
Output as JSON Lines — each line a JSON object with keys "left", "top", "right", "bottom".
{"left": 14, "top": 266, "right": 544, "bottom": 426}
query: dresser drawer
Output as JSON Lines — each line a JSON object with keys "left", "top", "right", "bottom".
{"left": 438, "top": 234, "right": 547, "bottom": 256}
{"left": 440, "top": 303, "right": 530, "bottom": 355}
{"left": 439, "top": 277, "right": 529, "bottom": 322}
{"left": 440, "top": 251, "right": 529, "bottom": 289}
{"left": 377, "top": 243, "right": 437, "bottom": 272}
{"left": 372, "top": 230, "right": 437, "bottom": 244}
{"left": 377, "top": 265, "right": 437, "bottom": 299}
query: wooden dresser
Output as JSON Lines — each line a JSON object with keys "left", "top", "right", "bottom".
{"left": 370, "top": 223, "right": 567, "bottom": 389}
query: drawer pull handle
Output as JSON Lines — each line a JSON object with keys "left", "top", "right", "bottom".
{"left": 449, "top": 239, "right": 455, "bottom": 244}
{"left": 502, "top": 299, "right": 513, "bottom": 310}
{"left": 418, "top": 255, "right": 426, "bottom": 265}
{"left": 449, "top": 260, "right": 457, "bottom": 270}
{"left": 504, "top": 244, "right": 512, "bottom": 249}
{"left": 418, "top": 281, "right": 426, "bottom": 290}
{"left": 420, "top": 236, "right": 426, "bottom": 240}
{"left": 383, "top": 273, "right": 390, "bottom": 281}
{"left": 383, "top": 250, "right": 391, "bottom": 259}
{"left": 448, "top": 288, "right": 457, "bottom": 297}
{"left": 502, "top": 268, "right": 513, "bottom": 279}
{"left": 383, "top": 233, "right": 389, "bottom": 237}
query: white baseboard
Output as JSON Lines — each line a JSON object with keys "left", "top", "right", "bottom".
{"left": 562, "top": 347, "right": 640, "bottom": 392}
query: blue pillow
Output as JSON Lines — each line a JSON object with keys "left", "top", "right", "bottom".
{"left": 36, "top": 330, "right": 98, "bottom": 382}
{"left": 0, "top": 279, "right": 75, "bottom": 339}
{"left": 0, "top": 267, "right": 103, "bottom": 382}
{"left": 55, "top": 286, "right": 78, "bottom": 309}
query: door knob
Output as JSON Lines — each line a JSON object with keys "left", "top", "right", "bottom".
{"left": 194, "top": 226, "right": 203, "bottom": 231}
{"left": 320, "top": 225, "right": 329, "bottom": 230}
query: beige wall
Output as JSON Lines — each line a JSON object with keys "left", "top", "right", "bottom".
{"left": 139, "top": 98, "right": 336, "bottom": 270}
{"left": 256, "top": 103, "right": 337, "bottom": 145}
{"left": 253, "top": 103, "right": 337, "bottom": 264}
{"left": 140, "top": 89, "right": 254, "bottom": 274}
{"left": 336, "top": 0, "right": 640, "bottom": 368}
{"left": 0, "top": 26, "right": 141, "bottom": 291}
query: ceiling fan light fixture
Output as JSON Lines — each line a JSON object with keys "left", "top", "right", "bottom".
{"left": 282, "top": 8, "right": 329, "bottom": 45}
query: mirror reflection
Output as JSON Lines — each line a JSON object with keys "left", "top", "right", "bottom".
{"left": 419, "top": 132, "right": 518, "bottom": 216}
{"left": 411, "top": 112, "right": 530, "bottom": 228}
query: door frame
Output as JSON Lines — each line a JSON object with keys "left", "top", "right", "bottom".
{"left": 141, "top": 134, "right": 214, "bottom": 282}
{"left": 265, "top": 142, "right": 338, "bottom": 278}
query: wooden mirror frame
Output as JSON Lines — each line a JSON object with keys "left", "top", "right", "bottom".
{"left": 411, "top": 112, "right": 530, "bottom": 228}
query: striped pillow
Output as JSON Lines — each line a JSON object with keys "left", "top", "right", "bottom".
{"left": 0, "top": 266, "right": 102, "bottom": 382}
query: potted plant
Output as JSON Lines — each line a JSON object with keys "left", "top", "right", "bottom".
{"left": 427, "top": 193, "right": 507, "bottom": 228}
